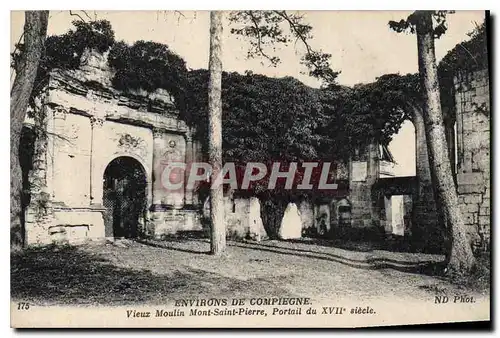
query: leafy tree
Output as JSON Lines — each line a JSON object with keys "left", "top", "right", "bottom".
{"left": 187, "top": 70, "right": 344, "bottom": 237}
{"left": 229, "top": 11, "right": 339, "bottom": 85}
{"left": 11, "top": 11, "right": 49, "bottom": 249}
{"left": 390, "top": 10, "right": 476, "bottom": 275}
{"left": 203, "top": 10, "right": 339, "bottom": 250}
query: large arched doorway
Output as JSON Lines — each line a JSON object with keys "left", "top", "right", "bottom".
{"left": 387, "top": 119, "right": 416, "bottom": 177}
{"left": 384, "top": 120, "right": 416, "bottom": 237}
{"left": 102, "top": 156, "right": 147, "bottom": 239}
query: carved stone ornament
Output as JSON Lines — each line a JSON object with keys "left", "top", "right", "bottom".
{"left": 53, "top": 106, "right": 68, "bottom": 120}
{"left": 117, "top": 133, "right": 148, "bottom": 159}
{"left": 90, "top": 116, "right": 105, "bottom": 127}
{"left": 152, "top": 127, "right": 165, "bottom": 138}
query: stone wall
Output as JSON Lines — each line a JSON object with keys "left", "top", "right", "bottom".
{"left": 349, "top": 142, "right": 380, "bottom": 230}
{"left": 201, "top": 196, "right": 267, "bottom": 241}
{"left": 149, "top": 209, "right": 203, "bottom": 238}
{"left": 454, "top": 68, "right": 491, "bottom": 252}
{"left": 298, "top": 200, "right": 315, "bottom": 235}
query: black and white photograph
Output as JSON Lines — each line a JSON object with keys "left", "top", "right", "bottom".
{"left": 9, "top": 9, "right": 491, "bottom": 328}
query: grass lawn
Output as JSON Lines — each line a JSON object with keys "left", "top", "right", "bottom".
{"left": 11, "top": 238, "right": 490, "bottom": 306}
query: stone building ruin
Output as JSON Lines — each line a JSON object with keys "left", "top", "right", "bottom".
{"left": 23, "top": 51, "right": 203, "bottom": 244}
{"left": 21, "top": 46, "right": 490, "bottom": 253}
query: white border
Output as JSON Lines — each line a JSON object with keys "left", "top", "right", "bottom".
{"left": 2, "top": 1, "right": 498, "bottom": 337}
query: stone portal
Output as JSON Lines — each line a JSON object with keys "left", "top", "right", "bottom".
{"left": 22, "top": 51, "right": 202, "bottom": 245}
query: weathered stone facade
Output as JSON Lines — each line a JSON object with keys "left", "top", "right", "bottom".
{"left": 22, "top": 49, "right": 490, "bottom": 252}
{"left": 202, "top": 196, "right": 267, "bottom": 240}
{"left": 453, "top": 68, "right": 491, "bottom": 251}
{"left": 23, "top": 51, "right": 202, "bottom": 245}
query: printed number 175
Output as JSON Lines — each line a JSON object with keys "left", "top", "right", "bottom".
{"left": 17, "top": 302, "right": 30, "bottom": 310}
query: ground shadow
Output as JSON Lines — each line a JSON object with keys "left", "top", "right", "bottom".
{"left": 286, "top": 237, "right": 382, "bottom": 252}
{"left": 139, "top": 234, "right": 447, "bottom": 277}
{"left": 135, "top": 237, "right": 209, "bottom": 254}
{"left": 11, "top": 244, "right": 288, "bottom": 306}
{"left": 286, "top": 235, "right": 432, "bottom": 254}
{"left": 229, "top": 241, "right": 447, "bottom": 278}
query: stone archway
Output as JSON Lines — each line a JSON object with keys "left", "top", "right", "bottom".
{"left": 387, "top": 120, "right": 416, "bottom": 177}
{"left": 102, "top": 156, "right": 147, "bottom": 239}
{"left": 376, "top": 104, "right": 445, "bottom": 252}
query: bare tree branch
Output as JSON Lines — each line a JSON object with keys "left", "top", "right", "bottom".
{"left": 81, "top": 10, "right": 93, "bottom": 21}
{"left": 69, "top": 10, "right": 87, "bottom": 22}
{"left": 11, "top": 31, "right": 25, "bottom": 79}
{"left": 230, "top": 10, "right": 338, "bottom": 84}
{"left": 245, "top": 11, "right": 277, "bottom": 65}
{"left": 272, "top": 11, "right": 317, "bottom": 65}
{"left": 174, "top": 10, "right": 185, "bottom": 19}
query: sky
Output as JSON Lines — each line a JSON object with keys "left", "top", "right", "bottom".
{"left": 10, "top": 10, "right": 486, "bottom": 176}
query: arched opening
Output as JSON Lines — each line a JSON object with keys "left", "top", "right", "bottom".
{"left": 382, "top": 119, "right": 417, "bottom": 239}
{"left": 387, "top": 119, "right": 416, "bottom": 177}
{"left": 102, "top": 156, "right": 147, "bottom": 239}
{"left": 333, "top": 198, "right": 352, "bottom": 239}
{"left": 337, "top": 198, "right": 352, "bottom": 227}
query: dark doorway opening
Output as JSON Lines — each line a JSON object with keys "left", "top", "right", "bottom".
{"left": 103, "top": 157, "right": 147, "bottom": 239}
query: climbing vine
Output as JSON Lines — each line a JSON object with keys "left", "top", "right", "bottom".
{"left": 12, "top": 20, "right": 115, "bottom": 108}
{"left": 108, "top": 40, "right": 189, "bottom": 111}
{"left": 438, "top": 22, "right": 488, "bottom": 81}
{"left": 438, "top": 22, "right": 488, "bottom": 116}
{"left": 12, "top": 19, "right": 191, "bottom": 115}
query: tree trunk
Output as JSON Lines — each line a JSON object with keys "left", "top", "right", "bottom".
{"left": 208, "top": 11, "right": 226, "bottom": 254}
{"left": 10, "top": 11, "right": 49, "bottom": 249}
{"left": 415, "top": 11, "right": 475, "bottom": 274}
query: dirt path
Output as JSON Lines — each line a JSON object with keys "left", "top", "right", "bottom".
{"left": 11, "top": 239, "right": 489, "bottom": 306}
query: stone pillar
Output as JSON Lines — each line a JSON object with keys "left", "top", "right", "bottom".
{"left": 248, "top": 197, "right": 266, "bottom": 241}
{"left": 316, "top": 204, "right": 331, "bottom": 236}
{"left": 367, "top": 141, "right": 381, "bottom": 229}
{"left": 89, "top": 116, "right": 105, "bottom": 206}
{"left": 299, "top": 199, "right": 315, "bottom": 234}
{"left": 384, "top": 196, "right": 392, "bottom": 234}
{"left": 453, "top": 69, "right": 491, "bottom": 251}
{"left": 349, "top": 140, "right": 380, "bottom": 231}
{"left": 191, "top": 139, "right": 203, "bottom": 206}
{"left": 329, "top": 199, "right": 339, "bottom": 231}
{"left": 184, "top": 130, "right": 194, "bottom": 206}
{"left": 152, "top": 127, "right": 166, "bottom": 208}
{"left": 25, "top": 105, "right": 55, "bottom": 245}
{"left": 48, "top": 105, "right": 67, "bottom": 200}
